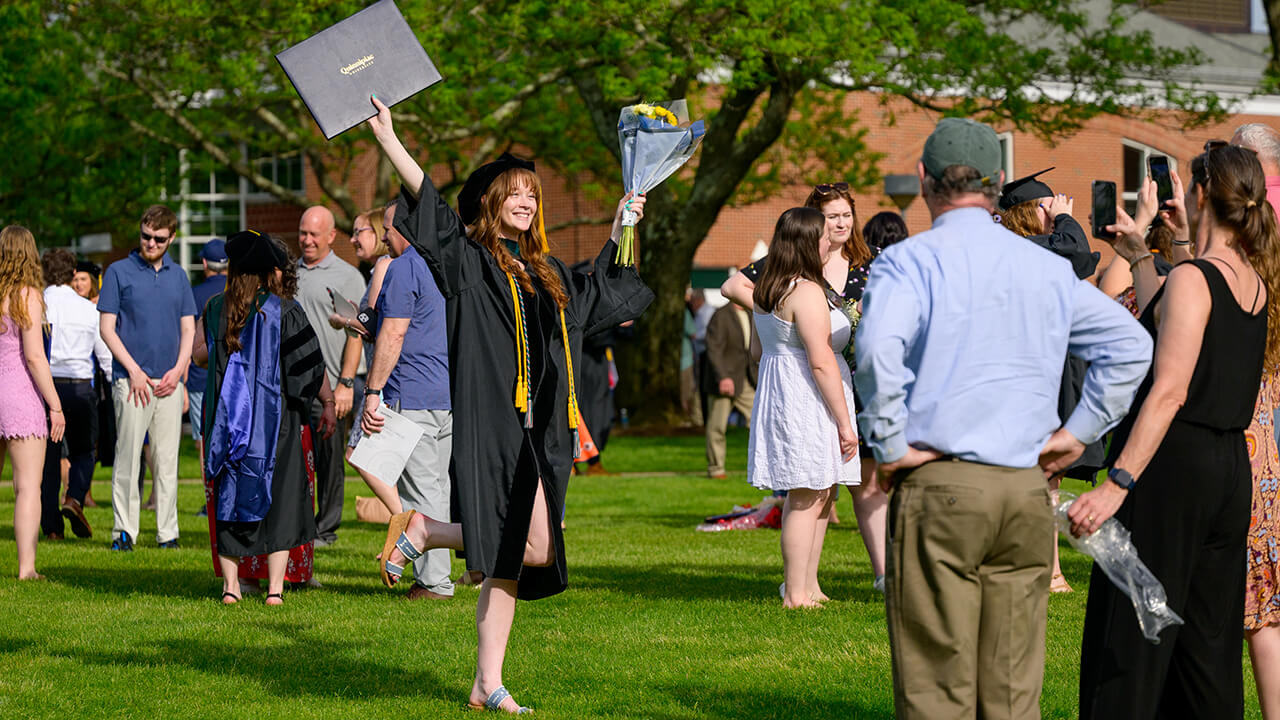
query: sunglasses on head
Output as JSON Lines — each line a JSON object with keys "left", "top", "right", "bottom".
{"left": 815, "top": 182, "right": 849, "bottom": 194}
{"left": 140, "top": 230, "right": 172, "bottom": 244}
{"left": 1198, "top": 140, "right": 1258, "bottom": 185}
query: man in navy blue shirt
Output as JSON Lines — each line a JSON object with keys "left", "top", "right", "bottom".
{"left": 99, "top": 205, "right": 197, "bottom": 551}
{"left": 187, "top": 238, "right": 228, "bottom": 517}
{"left": 359, "top": 202, "right": 452, "bottom": 600}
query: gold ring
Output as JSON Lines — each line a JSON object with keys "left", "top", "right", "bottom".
{"left": 1088, "top": 514, "right": 1096, "bottom": 523}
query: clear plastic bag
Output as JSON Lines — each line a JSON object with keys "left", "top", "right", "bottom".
{"left": 1055, "top": 491, "right": 1184, "bottom": 643}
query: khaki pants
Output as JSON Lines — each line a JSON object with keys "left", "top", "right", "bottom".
{"left": 110, "top": 378, "right": 184, "bottom": 544}
{"left": 397, "top": 407, "right": 453, "bottom": 595}
{"left": 704, "top": 382, "right": 754, "bottom": 476}
{"left": 886, "top": 459, "right": 1053, "bottom": 720}
{"left": 680, "top": 366, "right": 703, "bottom": 426}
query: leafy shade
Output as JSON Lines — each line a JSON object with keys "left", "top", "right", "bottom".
{"left": 11, "top": 0, "right": 1224, "bottom": 418}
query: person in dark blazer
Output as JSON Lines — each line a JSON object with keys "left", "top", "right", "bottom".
{"left": 704, "top": 300, "right": 758, "bottom": 478}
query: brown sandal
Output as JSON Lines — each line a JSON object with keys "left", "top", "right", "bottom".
{"left": 379, "top": 510, "right": 419, "bottom": 588}
{"left": 1050, "top": 572, "right": 1073, "bottom": 594}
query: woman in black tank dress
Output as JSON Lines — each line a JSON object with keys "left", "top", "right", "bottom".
{"left": 1070, "top": 145, "right": 1280, "bottom": 719}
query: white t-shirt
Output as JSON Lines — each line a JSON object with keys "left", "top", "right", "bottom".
{"left": 44, "top": 284, "right": 111, "bottom": 380}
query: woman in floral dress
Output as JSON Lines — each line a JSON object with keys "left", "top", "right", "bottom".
{"left": 1247, "top": 374, "right": 1280, "bottom": 719}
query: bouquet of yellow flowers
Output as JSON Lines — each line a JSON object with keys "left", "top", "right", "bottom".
{"left": 616, "top": 100, "right": 705, "bottom": 265}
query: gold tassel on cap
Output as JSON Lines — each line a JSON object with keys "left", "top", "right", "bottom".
{"left": 535, "top": 194, "right": 549, "bottom": 253}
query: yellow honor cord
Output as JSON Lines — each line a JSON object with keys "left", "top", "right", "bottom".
{"left": 507, "top": 273, "right": 531, "bottom": 414}
{"left": 560, "top": 308, "right": 579, "bottom": 433}
{"left": 506, "top": 270, "right": 579, "bottom": 442}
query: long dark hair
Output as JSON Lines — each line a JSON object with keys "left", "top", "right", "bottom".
{"left": 1191, "top": 144, "right": 1280, "bottom": 368}
{"left": 223, "top": 236, "right": 293, "bottom": 354}
{"left": 753, "top": 208, "right": 827, "bottom": 313}
{"left": 469, "top": 167, "right": 568, "bottom": 309}
{"left": 805, "top": 184, "right": 872, "bottom": 267}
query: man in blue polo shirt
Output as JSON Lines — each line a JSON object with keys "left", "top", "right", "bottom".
{"left": 360, "top": 202, "right": 452, "bottom": 600}
{"left": 99, "top": 205, "right": 197, "bottom": 551}
{"left": 187, "top": 238, "right": 228, "bottom": 517}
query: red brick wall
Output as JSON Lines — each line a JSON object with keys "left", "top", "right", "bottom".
{"left": 279, "top": 92, "right": 1280, "bottom": 277}
{"left": 697, "top": 93, "right": 1280, "bottom": 275}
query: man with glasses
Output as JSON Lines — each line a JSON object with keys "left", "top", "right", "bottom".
{"left": 98, "top": 205, "right": 197, "bottom": 551}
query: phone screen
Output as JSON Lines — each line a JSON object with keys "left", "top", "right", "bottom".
{"left": 1092, "top": 181, "right": 1117, "bottom": 240}
{"left": 1148, "top": 156, "right": 1174, "bottom": 207}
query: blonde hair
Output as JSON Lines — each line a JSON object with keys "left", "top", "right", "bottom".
{"left": 999, "top": 200, "right": 1044, "bottom": 238}
{"left": 0, "top": 226, "right": 45, "bottom": 332}
{"left": 358, "top": 209, "right": 390, "bottom": 258}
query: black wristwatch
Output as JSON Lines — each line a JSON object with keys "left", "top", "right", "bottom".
{"left": 337, "top": 377, "right": 355, "bottom": 388}
{"left": 1107, "top": 467, "right": 1136, "bottom": 491}
{"left": 364, "top": 386, "right": 382, "bottom": 398}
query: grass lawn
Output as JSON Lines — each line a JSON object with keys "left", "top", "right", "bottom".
{"left": 0, "top": 427, "right": 1261, "bottom": 718}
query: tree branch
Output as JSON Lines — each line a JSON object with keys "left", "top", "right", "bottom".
{"left": 399, "top": 55, "right": 605, "bottom": 144}
{"left": 98, "top": 62, "right": 309, "bottom": 208}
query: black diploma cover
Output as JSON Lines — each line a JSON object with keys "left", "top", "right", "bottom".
{"left": 275, "top": 0, "right": 442, "bottom": 139}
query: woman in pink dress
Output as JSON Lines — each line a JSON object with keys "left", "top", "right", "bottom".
{"left": 0, "top": 225, "right": 65, "bottom": 579}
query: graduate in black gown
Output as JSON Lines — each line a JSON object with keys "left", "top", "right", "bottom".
{"left": 366, "top": 97, "right": 654, "bottom": 714}
{"left": 194, "top": 231, "right": 328, "bottom": 606}
{"left": 997, "top": 169, "right": 1105, "bottom": 593}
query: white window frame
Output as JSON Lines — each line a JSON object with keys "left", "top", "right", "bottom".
{"left": 169, "top": 146, "right": 305, "bottom": 273}
{"left": 1121, "top": 139, "right": 1177, "bottom": 213}
{"left": 997, "top": 131, "right": 1014, "bottom": 186}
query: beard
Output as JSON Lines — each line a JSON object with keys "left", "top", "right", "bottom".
{"left": 140, "top": 245, "right": 167, "bottom": 263}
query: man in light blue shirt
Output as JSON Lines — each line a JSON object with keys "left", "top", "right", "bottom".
{"left": 854, "top": 118, "right": 1151, "bottom": 720}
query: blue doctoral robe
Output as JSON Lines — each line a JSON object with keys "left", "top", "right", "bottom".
{"left": 206, "top": 294, "right": 283, "bottom": 523}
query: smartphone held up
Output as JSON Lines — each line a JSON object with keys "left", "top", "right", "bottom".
{"left": 1147, "top": 155, "right": 1174, "bottom": 209}
{"left": 1091, "top": 180, "right": 1117, "bottom": 241}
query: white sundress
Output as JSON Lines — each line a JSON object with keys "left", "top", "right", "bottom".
{"left": 747, "top": 293, "right": 860, "bottom": 491}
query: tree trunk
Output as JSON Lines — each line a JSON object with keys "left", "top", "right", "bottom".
{"left": 614, "top": 210, "right": 697, "bottom": 424}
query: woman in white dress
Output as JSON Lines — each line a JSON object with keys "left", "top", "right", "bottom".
{"left": 748, "top": 207, "right": 860, "bottom": 608}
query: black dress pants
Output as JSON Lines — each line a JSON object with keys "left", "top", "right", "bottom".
{"left": 310, "top": 394, "right": 349, "bottom": 543}
{"left": 1079, "top": 421, "right": 1249, "bottom": 720}
{"left": 40, "top": 380, "right": 98, "bottom": 536}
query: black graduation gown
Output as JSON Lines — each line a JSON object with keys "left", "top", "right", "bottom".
{"left": 203, "top": 294, "right": 325, "bottom": 556}
{"left": 395, "top": 179, "right": 655, "bottom": 601}
{"left": 1028, "top": 214, "right": 1107, "bottom": 478}
{"left": 579, "top": 326, "right": 620, "bottom": 454}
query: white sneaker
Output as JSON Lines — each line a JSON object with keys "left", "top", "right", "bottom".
{"left": 779, "top": 582, "right": 786, "bottom": 599}
{"left": 873, "top": 575, "right": 886, "bottom": 594}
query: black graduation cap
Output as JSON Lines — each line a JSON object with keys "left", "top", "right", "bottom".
{"left": 998, "top": 167, "right": 1055, "bottom": 211}
{"left": 226, "top": 229, "right": 289, "bottom": 274}
{"left": 75, "top": 260, "right": 101, "bottom": 279}
{"left": 457, "top": 153, "right": 536, "bottom": 227}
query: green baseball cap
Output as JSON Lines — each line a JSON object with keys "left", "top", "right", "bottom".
{"left": 921, "top": 117, "right": 1002, "bottom": 189}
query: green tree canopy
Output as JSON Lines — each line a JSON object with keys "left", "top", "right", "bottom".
{"left": 6, "top": 0, "right": 1223, "bottom": 418}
